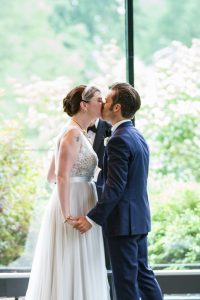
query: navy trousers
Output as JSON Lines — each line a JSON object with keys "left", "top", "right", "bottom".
{"left": 108, "top": 234, "right": 163, "bottom": 300}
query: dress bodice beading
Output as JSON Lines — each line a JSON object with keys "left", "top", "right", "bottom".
{"left": 70, "top": 139, "right": 97, "bottom": 177}
{"left": 55, "top": 126, "right": 98, "bottom": 178}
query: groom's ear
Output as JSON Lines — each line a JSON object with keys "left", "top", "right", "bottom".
{"left": 113, "top": 103, "right": 121, "bottom": 113}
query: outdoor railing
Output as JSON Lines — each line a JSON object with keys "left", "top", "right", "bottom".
{"left": 0, "top": 266, "right": 200, "bottom": 300}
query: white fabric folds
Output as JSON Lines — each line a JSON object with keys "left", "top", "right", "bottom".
{"left": 25, "top": 126, "right": 110, "bottom": 300}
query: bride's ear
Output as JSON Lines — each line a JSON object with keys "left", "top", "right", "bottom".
{"left": 80, "top": 101, "right": 88, "bottom": 112}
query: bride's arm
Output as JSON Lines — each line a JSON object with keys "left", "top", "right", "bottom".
{"left": 47, "top": 155, "right": 56, "bottom": 183}
{"left": 56, "top": 128, "right": 81, "bottom": 221}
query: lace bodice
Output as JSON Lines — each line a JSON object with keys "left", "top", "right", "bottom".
{"left": 55, "top": 125, "right": 98, "bottom": 178}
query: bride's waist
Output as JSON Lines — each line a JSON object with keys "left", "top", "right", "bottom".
{"left": 70, "top": 176, "right": 93, "bottom": 183}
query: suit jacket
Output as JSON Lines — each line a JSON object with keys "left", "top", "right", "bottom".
{"left": 88, "top": 121, "right": 151, "bottom": 237}
{"left": 92, "top": 119, "right": 111, "bottom": 199}
{"left": 93, "top": 119, "right": 111, "bottom": 169}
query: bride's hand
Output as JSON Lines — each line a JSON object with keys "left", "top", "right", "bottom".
{"left": 64, "top": 215, "right": 78, "bottom": 226}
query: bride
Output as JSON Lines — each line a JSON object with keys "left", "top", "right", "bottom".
{"left": 25, "top": 85, "right": 110, "bottom": 300}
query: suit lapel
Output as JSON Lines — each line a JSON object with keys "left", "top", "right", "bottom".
{"left": 93, "top": 120, "right": 104, "bottom": 153}
{"left": 103, "top": 121, "right": 132, "bottom": 182}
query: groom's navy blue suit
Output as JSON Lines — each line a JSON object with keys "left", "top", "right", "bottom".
{"left": 88, "top": 121, "right": 163, "bottom": 300}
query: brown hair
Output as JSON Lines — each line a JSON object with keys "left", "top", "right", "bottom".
{"left": 63, "top": 85, "right": 86, "bottom": 116}
{"left": 63, "top": 85, "right": 101, "bottom": 116}
{"left": 109, "top": 82, "right": 141, "bottom": 118}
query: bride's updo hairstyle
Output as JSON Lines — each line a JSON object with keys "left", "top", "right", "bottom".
{"left": 63, "top": 85, "right": 86, "bottom": 117}
{"left": 63, "top": 85, "right": 100, "bottom": 116}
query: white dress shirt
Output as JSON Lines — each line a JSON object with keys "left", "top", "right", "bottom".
{"left": 87, "top": 118, "right": 99, "bottom": 145}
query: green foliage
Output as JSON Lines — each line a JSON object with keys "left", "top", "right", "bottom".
{"left": 156, "top": 113, "right": 200, "bottom": 181}
{"left": 1, "top": 0, "right": 199, "bottom": 87}
{"left": 48, "top": 0, "right": 125, "bottom": 81}
{"left": 0, "top": 0, "right": 125, "bottom": 95}
{"left": 0, "top": 0, "right": 199, "bottom": 267}
{"left": 135, "top": 0, "right": 200, "bottom": 62}
{"left": 138, "top": 40, "right": 200, "bottom": 182}
{"left": 11, "top": 76, "right": 70, "bottom": 148}
{"left": 0, "top": 0, "right": 86, "bottom": 93}
{"left": 49, "top": 0, "right": 125, "bottom": 45}
{"left": 0, "top": 121, "right": 39, "bottom": 265}
{"left": 160, "top": 0, "right": 200, "bottom": 47}
{"left": 149, "top": 180, "right": 200, "bottom": 266}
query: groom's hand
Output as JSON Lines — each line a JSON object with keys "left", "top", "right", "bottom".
{"left": 73, "top": 216, "right": 92, "bottom": 234}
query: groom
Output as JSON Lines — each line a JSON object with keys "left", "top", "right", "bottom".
{"left": 74, "top": 82, "right": 163, "bottom": 300}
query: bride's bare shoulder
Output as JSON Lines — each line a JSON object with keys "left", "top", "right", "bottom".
{"left": 62, "top": 127, "right": 82, "bottom": 144}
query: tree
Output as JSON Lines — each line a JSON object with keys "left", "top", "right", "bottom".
{"left": 0, "top": 0, "right": 85, "bottom": 88}
{"left": 48, "top": 0, "right": 125, "bottom": 80}
{"left": 149, "top": 181, "right": 200, "bottom": 266}
{"left": 134, "top": 0, "right": 200, "bottom": 62}
{"left": 0, "top": 120, "right": 39, "bottom": 265}
{"left": 136, "top": 40, "right": 200, "bottom": 182}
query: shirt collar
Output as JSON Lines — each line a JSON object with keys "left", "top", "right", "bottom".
{"left": 95, "top": 118, "right": 99, "bottom": 128}
{"left": 111, "top": 119, "right": 130, "bottom": 134}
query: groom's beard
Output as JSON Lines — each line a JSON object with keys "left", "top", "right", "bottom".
{"left": 101, "top": 108, "right": 114, "bottom": 125}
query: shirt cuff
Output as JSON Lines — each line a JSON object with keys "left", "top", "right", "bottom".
{"left": 86, "top": 216, "right": 96, "bottom": 227}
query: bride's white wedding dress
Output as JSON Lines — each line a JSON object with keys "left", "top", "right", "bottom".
{"left": 26, "top": 124, "right": 110, "bottom": 300}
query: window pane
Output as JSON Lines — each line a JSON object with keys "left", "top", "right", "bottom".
{"left": 134, "top": 0, "right": 200, "bottom": 268}
{"left": 0, "top": 0, "right": 126, "bottom": 269}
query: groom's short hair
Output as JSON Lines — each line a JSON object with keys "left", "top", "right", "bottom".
{"left": 109, "top": 82, "right": 141, "bottom": 118}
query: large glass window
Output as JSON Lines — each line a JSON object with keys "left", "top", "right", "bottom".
{"left": 134, "top": 0, "right": 200, "bottom": 268}
{"left": 0, "top": 0, "right": 126, "bottom": 269}
{"left": 1, "top": 0, "right": 199, "bottom": 273}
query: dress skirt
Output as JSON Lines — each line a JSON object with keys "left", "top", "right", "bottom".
{"left": 25, "top": 179, "right": 110, "bottom": 300}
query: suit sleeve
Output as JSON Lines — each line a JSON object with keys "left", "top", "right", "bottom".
{"left": 87, "top": 135, "right": 130, "bottom": 226}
